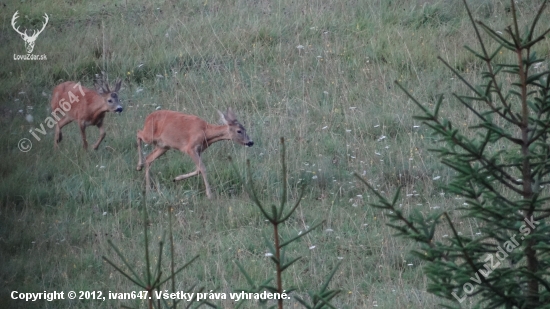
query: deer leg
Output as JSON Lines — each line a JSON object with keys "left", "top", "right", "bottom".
{"left": 173, "top": 170, "right": 201, "bottom": 181}
{"left": 136, "top": 134, "right": 144, "bottom": 171}
{"left": 54, "top": 117, "right": 72, "bottom": 148}
{"left": 78, "top": 121, "right": 89, "bottom": 150}
{"left": 144, "top": 147, "right": 167, "bottom": 191}
{"left": 92, "top": 119, "right": 106, "bottom": 150}
{"left": 173, "top": 147, "right": 202, "bottom": 182}
{"left": 176, "top": 149, "right": 212, "bottom": 199}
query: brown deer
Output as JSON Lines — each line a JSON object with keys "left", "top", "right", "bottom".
{"left": 136, "top": 108, "right": 254, "bottom": 198}
{"left": 50, "top": 79, "right": 123, "bottom": 150}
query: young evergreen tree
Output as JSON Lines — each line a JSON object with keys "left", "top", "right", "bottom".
{"left": 357, "top": 1, "right": 550, "bottom": 308}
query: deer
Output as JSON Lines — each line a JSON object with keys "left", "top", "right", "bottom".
{"left": 50, "top": 79, "right": 123, "bottom": 150}
{"left": 136, "top": 108, "right": 254, "bottom": 199}
{"left": 11, "top": 11, "right": 49, "bottom": 54}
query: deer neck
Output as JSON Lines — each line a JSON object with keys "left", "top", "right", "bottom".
{"left": 204, "top": 124, "right": 230, "bottom": 146}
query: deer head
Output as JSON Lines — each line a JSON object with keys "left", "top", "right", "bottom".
{"left": 94, "top": 78, "right": 124, "bottom": 113}
{"left": 11, "top": 11, "right": 49, "bottom": 54}
{"left": 218, "top": 108, "right": 254, "bottom": 147}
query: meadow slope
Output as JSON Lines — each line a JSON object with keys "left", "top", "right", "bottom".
{"left": 1, "top": 0, "right": 549, "bottom": 308}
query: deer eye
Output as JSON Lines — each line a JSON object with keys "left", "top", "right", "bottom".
{"left": 108, "top": 99, "right": 113, "bottom": 103}
{"left": 237, "top": 130, "right": 242, "bottom": 134}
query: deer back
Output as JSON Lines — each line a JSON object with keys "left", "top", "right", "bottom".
{"left": 50, "top": 80, "right": 122, "bottom": 124}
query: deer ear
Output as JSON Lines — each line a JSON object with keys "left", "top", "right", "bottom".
{"left": 225, "top": 108, "right": 237, "bottom": 122}
{"left": 95, "top": 80, "right": 110, "bottom": 94}
{"left": 218, "top": 110, "right": 228, "bottom": 125}
{"left": 94, "top": 80, "right": 105, "bottom": 94}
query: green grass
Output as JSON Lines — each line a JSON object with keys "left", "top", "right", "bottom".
{"left": 1, "top": 0, "right": 549, "bottom": 308}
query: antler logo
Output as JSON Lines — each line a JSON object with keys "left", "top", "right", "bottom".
{"left": 11, "top": 11, "right": 49, "bottom": 54}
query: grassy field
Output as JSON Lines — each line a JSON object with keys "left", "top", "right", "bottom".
{"left": 1, "top": 0, "right": 549, "bottom": 308}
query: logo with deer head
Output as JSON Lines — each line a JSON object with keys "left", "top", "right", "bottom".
{"left": 11, "top": 11, "right": 49, "bottom": 54}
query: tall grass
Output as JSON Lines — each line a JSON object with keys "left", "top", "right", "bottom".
{"left": 1, "top": 0, "right": 548, "bottom": 308}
